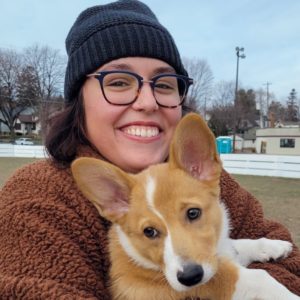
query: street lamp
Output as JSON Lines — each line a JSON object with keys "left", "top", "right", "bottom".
{"left": 232, "top": 46, "right": 246, "bottom": 152}
{"left": 235, "top": 47, "right": 246, "bottom": 99}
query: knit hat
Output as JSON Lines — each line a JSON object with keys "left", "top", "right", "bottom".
{"left": 64, "top": 0, "right": 188, "bottom": 102}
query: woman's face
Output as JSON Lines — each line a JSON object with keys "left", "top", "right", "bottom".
{"left": 82, "top": 57, "right": 182, "bottom": 173}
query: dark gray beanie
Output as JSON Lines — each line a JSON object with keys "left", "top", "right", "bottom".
{"left": 64, "top": 0, "right": 187, "bottom": 102}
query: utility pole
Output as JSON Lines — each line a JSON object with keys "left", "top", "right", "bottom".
{"left": 263, "top": 82, "right": 272, "bottom": 127}
{"left": 263, "top": 82, "right": 272, "bottom": 110}
{"left": 257, "top": 89, "right": 264, "bottom": 128}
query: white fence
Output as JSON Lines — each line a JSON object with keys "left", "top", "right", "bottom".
{"left": 0, "top": 144, "right": 47, "bottom": 158}
{"left": 1, "top": 144, "right": 300, "bottom": 179}
{"left": 220, "top": 154, "right": 300, "bottom": 179}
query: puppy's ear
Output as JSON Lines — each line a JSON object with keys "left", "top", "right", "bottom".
{"left": 71, "top": 158, "right": 134, "bottom": 222}
{"left": 169, "top": 113, "right": 222, "bottom": 181}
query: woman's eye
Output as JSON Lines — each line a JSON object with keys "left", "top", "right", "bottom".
{"left": 107, "top": 80, "right": 129, "bottom": 87}
{"left": 186, "top": 208, "right": 202, "bottom": 221}
{"left": 143, "top": 227, "right": 159, "bottom": 239}
{"left": 155, "top": 83, "right": 173, "bottom": 90}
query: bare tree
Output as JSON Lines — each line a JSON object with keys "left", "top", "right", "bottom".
{"left": 208, "top": 105, "right": 234, "bottom": 136}
{"left": 23, "top": 44, "right": 65, "bottom": 100}
{"left": 212, "top": 81, "right": 235, "bottom": 107}
{"left": 0, "top": 48, "right": 36, "bottom": 137}
{"left": 182, "top": 57, "right": 213, "bottom": 114}
{"left": 209, "top": 81, "right": 257, "bottom": 137}
{"left": 23, "top": 45, "right": 66, "bottom": 134}
{"left": 206, "top": 81, "right": 234, "bottom": 136}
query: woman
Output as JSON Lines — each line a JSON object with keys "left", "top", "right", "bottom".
{"left": 0, "top": 1, "right": 299, "bottom": 299}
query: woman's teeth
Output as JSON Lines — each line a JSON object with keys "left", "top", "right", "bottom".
{"left": 123, "top": 126, "right": 159, "bottom": 137}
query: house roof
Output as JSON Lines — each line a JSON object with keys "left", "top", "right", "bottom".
{"left": 256, "top": 127, "right": 300, "bottom": 137}
{"left": 18, "top": 115, "right": 39, "bottom": 123}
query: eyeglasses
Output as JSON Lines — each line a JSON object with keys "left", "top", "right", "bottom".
{"left": 86, "top": 70, "right": 193, "bottom": 108}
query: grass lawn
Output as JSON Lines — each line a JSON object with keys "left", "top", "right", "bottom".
{"left": 0, "top": 157, "right": 42, "bottom": 187}
{"left": 0, "top": 157, "right": 299, "bottom": 246}
{"left": 233, "top": 174, "right": 300, "bottom": 247}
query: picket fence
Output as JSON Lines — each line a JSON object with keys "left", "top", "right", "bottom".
{"left": 1, "top": 144, "right": 300, "bottom": 179}
{"left": 220, "top": 154, "right": 300, "bottom": 179}
{"left": 0, "top": 144, "right": 47, "bottom": 158}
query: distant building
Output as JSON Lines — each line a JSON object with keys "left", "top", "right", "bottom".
{"left": 256, "top": 127, "right": 300, "bottom": 155}
{"left": 14, "top": 114, "right": 41, "bottom": 136}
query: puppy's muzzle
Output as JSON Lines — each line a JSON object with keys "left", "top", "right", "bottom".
{"left": 177, "top": 264, "right": 204, "bottom": 286}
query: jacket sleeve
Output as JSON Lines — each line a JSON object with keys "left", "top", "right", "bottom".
{"left": 0, "top": 161, "right": 111, "bottom": 300}
{"left": 220, "top": 170, "right": 300, "bottom": 296}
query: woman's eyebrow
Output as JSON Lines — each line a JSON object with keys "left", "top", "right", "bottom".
{"left": 151, "top": 66, "right": 176, "bottom": 76}
{"left": 100, "top": 63, "right": 133, "bottom": 71}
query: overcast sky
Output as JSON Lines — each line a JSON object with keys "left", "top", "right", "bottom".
{"left": 0, "top": 0, "right": 299, "bottom": 101}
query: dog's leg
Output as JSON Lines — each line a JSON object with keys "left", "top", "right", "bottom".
{"left": 232, "top": 265, "right": 300, "bottom": 300}
{"left": 231, "top": 238, "right": 293, "bottom": 266}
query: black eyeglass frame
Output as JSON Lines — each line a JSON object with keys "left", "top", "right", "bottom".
{"left": 86, "top": 70, "right": 194, "bottom": 108}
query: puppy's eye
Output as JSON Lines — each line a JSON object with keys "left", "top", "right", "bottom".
{"left": 187, "top": 208, "right": 201, "bottom": 221}
{"left": 143, "top": 227, "right": 159, "bottom": 239}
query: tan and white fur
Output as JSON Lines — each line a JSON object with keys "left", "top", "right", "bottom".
{"left": 72, "top": 113, "right": 299, "bottom": 300}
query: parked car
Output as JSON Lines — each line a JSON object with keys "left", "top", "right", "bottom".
{"left": 14, "top": 138, "right": 34, "bottom": 145}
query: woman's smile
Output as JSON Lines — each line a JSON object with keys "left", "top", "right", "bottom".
{"left": 119, "top": 120, "right": 161, "bottom": 141}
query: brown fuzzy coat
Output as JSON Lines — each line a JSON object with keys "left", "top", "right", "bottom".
{"left": 0, "top": 146, "right": 299, "bottom": 299}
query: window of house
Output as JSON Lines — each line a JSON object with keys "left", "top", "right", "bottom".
{"left": 14, "top": 123, "right": 21, "bottom": 130}
{"left": 280, "top": 138, "right": 295, "bottom": 148}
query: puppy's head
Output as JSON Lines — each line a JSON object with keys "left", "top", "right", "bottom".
{"left": 72, "top": 113, "right": 222, "bottom": 291}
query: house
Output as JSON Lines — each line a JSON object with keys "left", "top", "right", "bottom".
{"left": 256, "top": 127, "right": 300, "bottom": 155}
{"left": 14, "top": 114, "right": 41, "bottom": 136}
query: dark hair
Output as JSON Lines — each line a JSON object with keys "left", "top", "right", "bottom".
{"left": 182, "top": 104, "right": 196, "bottom": 116}
{"left": 45, "top": 89, "right": 92, "bottom": 166}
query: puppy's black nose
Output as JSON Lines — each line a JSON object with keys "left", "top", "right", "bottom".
{"left": 177, "top": 264, "right": 204, "bottom": 286}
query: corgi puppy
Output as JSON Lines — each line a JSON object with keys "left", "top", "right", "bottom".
{"left": 72, "top": 113, "right": 299, "bottom": 300}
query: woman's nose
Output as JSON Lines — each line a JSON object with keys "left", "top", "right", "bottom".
{"left": 131, "top": 82, "right": 159, "bottom": 112}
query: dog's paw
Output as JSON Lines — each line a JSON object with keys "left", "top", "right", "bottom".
{"left": 231, "top": 238, "right": 293, "bottom": 266}
{"left": 254, "top": 238, "right": 292, "bottom": 262}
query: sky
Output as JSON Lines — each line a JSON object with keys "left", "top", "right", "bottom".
{"left": 0, "top": 0, "right": 299, "bottom": 102}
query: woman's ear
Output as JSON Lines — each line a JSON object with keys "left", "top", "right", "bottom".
{"left": 71, "top": 157, "right": 134, "bottom": 223}
{"left": 169, "top": 113, "right": 222, "bottom": 181}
